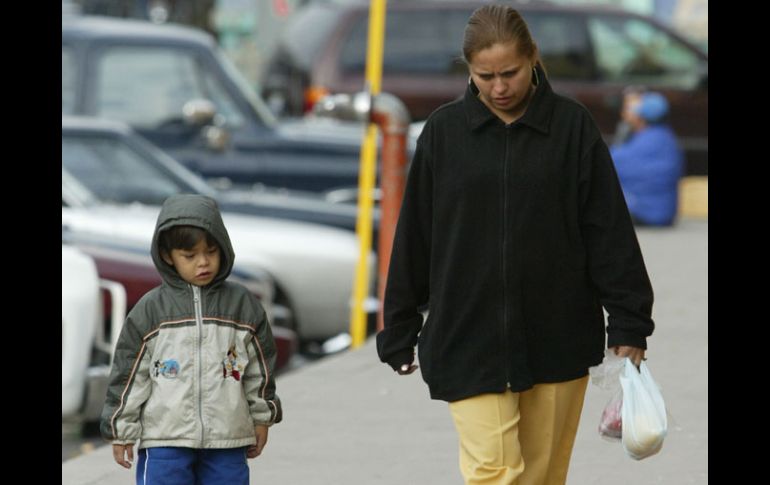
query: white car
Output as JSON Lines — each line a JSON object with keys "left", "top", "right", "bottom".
{"left": 63, "top": 172, "right": 375, "bottom": 342}
{"left": 62, "top": 245, "right": 126, "bottom": 421}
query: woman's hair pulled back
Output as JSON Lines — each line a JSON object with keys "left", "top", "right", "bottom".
{"left": 462, "top": 5, "right": 542, "bottom": 69}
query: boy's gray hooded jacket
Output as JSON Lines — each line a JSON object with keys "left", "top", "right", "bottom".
{"left": 101, "top": 194, "right": 282, "bottom": 449}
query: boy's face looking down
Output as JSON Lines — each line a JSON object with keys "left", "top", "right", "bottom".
{"left": 162, "top": 238, "right": 221, "bottom": 287}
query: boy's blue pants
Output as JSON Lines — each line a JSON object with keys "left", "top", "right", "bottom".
{"left": 136, "top": 447, "right": 249, "bottom": 485}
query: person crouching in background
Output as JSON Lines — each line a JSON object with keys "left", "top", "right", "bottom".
{"left": 611, "top": 91, "right": 684, "bottom": 226}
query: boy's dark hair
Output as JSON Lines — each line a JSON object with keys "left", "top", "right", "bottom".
{"left": 159, "top": 225, "right": 219, "bottom": 255}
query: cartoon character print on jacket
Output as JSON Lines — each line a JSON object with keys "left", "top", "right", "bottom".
{"left": 153, "top": 359, "right": 180, "bottom": 379}
{"left": 222, "top": 345, "right": 244, "bottom": 381}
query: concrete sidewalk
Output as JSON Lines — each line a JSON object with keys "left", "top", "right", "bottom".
{"left": 63, "top": 220, "right": 707, "bottom": 485}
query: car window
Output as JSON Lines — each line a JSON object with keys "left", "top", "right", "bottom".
{"left": 62, "top": 134, "right": 186, "bottom": 205}
{"left": 62, "top": 46, "right": 76, "bottom": 114}
{"left": 93, "top": 46, "right": 244, "bottom": 129}
{"left": 339, "top": 9, "right": 595, "bottom": 79}
{"left": 340, "top": 11, "right": 468, "bottom": 75}
{"left": 525, "top": 13, "right": 594, "bottom": 80}
{"left": 587, "top": 15, "right": 704, "bottom": 88}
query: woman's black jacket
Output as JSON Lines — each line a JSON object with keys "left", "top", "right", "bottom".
{"left": 377, "top": 67, "right": 654, "bottom": 402}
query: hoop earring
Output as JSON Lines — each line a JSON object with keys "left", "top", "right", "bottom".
{"left": 532, "top": 67, "right": 540, "bottom": 86}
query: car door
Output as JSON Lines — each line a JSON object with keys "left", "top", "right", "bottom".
{"left": 523, "top": 11, "right": 610, "bottom": 123}
{"left": 83, "top": 41, "right": 254, "bottom": 165}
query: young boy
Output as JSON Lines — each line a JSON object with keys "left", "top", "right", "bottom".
{"left": 101, "top": 194, "right": 282, "bottom": 485}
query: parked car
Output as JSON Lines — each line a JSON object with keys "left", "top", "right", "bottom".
{"left": 62, "top": 229, "right": 298, "bottom": 372}
{"left": 62, "top": 244, "right": 126, "bottom": 425}
{"left": 62, "top": 137, "right": 376, "bottom": 343}
{"left": 62, "top": 14, "right": 372, "bottom": 192}
{"left": 61, "top": 116, "right": 380, "bottom": 244}
{"left": 62, "top": 241, "right": 296, "bottom": 437}
{"left": 262, "top": 0, "right": 708, "bottom": 175}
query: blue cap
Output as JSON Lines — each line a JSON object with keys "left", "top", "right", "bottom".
{"left": 634, "top": 92, "right": 669, "bottom": 123}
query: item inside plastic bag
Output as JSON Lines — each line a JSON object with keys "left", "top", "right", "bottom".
{"left": 620, "top": 357, "right": 667, "bottom": 460}
{"left": 590, "top": 349, "right": 626, "bottom": 442}
{"left": 598, "top": 387, "right": 623, "bottom": 441}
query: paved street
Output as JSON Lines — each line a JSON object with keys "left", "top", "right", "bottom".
{"left": 63, "top": 219, "right": 707, "bottom": 485}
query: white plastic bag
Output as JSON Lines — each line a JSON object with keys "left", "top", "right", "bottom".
{"left": 619, "top": 358, "right": 667, "bottom": 460}
{"left": 589, "top": 349, "right": 626, "bottom": 390}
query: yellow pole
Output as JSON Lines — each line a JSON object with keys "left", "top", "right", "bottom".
{"left": 349, "top": 0, "right": 386, "bottom": 348}
{"left": 365, "top": 0, "right": 385, "bottom": 94}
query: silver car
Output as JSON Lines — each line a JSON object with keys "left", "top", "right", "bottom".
{"left": 62, "top": 118, "right": 376, "bottom": 342}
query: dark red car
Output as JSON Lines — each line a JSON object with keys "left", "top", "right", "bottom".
{"left": 63, "top": 231, "right": 298, "bottom": 373}
{"left": 262, "top": 0, "right": 707, "bottom": 175}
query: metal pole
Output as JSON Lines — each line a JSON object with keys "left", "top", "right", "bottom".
{"left": 314, "top": 92, "right": 411, "bottom": 337}
{"left": 349, "top": 0, "right": 387, "bottom": 348}
{"left": 370, "top": 94, "right": 410, "bottom": 332}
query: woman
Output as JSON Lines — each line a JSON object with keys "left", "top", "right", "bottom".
{"left": 377, "top": 5, "right": 654, "bottom": 485}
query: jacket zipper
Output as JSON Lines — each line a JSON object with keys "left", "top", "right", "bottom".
{"left": 192, "top": 285, "right": 205, "bottom": 445}
{"left": 503, "top": 125, "right": 512, "bottom": 389}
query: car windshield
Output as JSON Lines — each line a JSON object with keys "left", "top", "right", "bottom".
{"left": 62, "top": 132, "right": 190, "bottom": 205}
{"left": 94, "top": 46, "right": 248, "bottom": 130}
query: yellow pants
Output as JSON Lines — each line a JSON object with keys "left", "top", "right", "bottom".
{"left": 448, "top": 376, "right": 589, "bottom": 485}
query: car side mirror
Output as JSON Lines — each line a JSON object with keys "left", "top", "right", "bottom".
{"left": 182, "top": 99, "right": 230, "bottom": 151}
{"left": 202, "top": 125, "right": 230, "bottom": 152}
{"left": 182, "top": 99, "right": 217, "bottom": 127}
